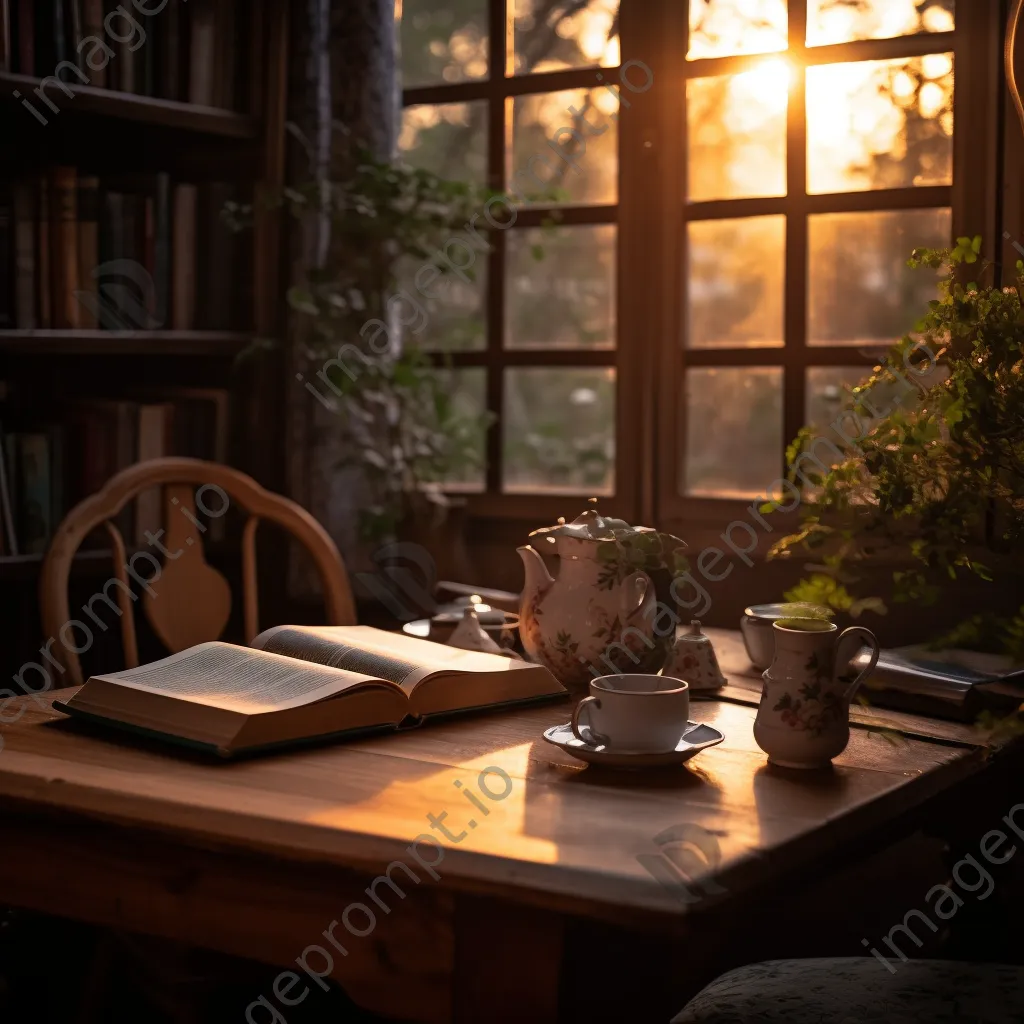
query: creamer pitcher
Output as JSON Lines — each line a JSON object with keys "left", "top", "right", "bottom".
{"left": 754, "top": 618, "right": 879, "bottom": 769}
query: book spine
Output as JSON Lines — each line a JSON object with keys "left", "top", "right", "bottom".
{"left": 33, "top": 0, "right": 54, "bottom": 73}
{"left": 198, "top": 183, "right": 235, "bottom": 330}
{"left": 48, "top": 421, "right": 64, "bottom": 533}
{"left": 188, "top": 0, "right": 216, "bottom": 106}
{"left": 170, "top": 183, "right": 195, "bottom": 330}
{"left": 0, "top": 427, "right": 18, "bottom": 556}
{"left": 36, "top": 176, "right": 52, "bottom": 329}
{"left": 12, "top": 182, "right": 35, "bottom": 330}
{"left": 0, "top": 186, "right": 13, "bottom": 329}
{"left": 143, "top": 194, "right": 155, "bottom": 304}
{"left": 81, "top": 0, "right": 103, "bottom": 87}
{"left": 16, "top": 0, "right": 33, "bottom": 76}
{"left": 76, "top": 175, "right": 99, "bottom": 328}
{"left": 141, "top": 4, "right": 153, "bottom": 96}
{"left": 159, "top": 0, "right": 180, "bottom": 101}
{"left": 120, "top": 192, "right": 137, "bottom": 274}
{"left": 17, "top": 432, "right": 51, "bottom": 554}
{"left": 153, "top": 173, "right": 170, "bottom": 326}
{"left": 67, "top": 0, "right": 83, "bottom": 72}
{"left": 52, "top": 0, "right": 65, "bottom": 67}
{"left": 215, "top": 0, "right": 236, "bottom": 110}
{"left": 1, "top": 0, "right": 11, "bottom": 72}
{"left": 117, "top": 6, "right": 135, "bottom": 94}
{"left": 49, "top": 165, "right": 79, "bottom": 329}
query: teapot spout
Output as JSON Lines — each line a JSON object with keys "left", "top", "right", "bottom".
{"left": 517, "top": 545, "right": 554, "bottom": 606}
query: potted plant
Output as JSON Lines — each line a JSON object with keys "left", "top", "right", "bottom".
{"left": 767, "top": 238, "right": 1024, "bottom": 659}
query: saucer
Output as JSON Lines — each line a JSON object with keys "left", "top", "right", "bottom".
{"left": 542, "top": 721, "right": 724, "bottom": 768}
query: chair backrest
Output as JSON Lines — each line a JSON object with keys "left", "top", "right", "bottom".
{"left": 40, "top": 457, "right": 357, "bottom": 685}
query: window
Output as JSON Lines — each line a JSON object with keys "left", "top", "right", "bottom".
{"left": 396, "top": 0, "right": 626, "bottom": 517}
{"left": 676, "top": 0, "right": 958, "bottom": 510}
{"left": 395, "top": 1, "right": 998, "bottom": 530}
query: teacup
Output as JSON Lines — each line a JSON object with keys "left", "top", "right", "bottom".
{"left": 570, "top": 673, "right": 690, "bottom": 753}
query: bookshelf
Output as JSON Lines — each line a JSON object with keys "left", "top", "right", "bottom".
{"left": 0, "top": 328, "right": 253, "bottom": 355}
{"left": 0, "top": 0, "right": 290, "bottom": 680}
{"left": 0, "top": 70, "right": 261, "bottom": 137}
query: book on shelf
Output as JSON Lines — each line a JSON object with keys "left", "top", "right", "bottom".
{"left": 2, "top": 0, "right": 244, "bottom": 107}
{"left": 0, "top": 389, "right": 228, "bottom": 553}
{"left": 49, "top": 165, "right": 80, "bottom": 329}
{"left": 54, "top": 625, "right": 567, "bottom": 757}
{"left": 0, "top": 169, "right": 238, "bottom": 333}
{"left": 36, "top": 177, "right": 51, "bottom": 328}
{"left": 187, "top": 0, "right": 216, "bottom": 106}
{"left": 171, "top": 183, "right": 196, "bottom": 330}
{"left": 76, "top": 175, "right": 99, "bottom": 328}
{"left": 81, "top": 0, "right": 104, "bottom": 87}
{"left": 13, "top": 182, "right": 35, "bottom": 330}
{"left": 0, "top": 185, "right": 12, "bottom": 329}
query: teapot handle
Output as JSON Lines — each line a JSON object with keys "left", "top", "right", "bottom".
{"left": 619, "top": 570, "right": 655, "bottom": 624}
{"left": 833, "top": 626, "right": 880, "bottom": 701}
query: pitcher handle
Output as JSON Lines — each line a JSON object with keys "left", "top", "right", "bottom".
{"left": 833, "top": 626, "right": 880, "bottom": 701}
{"left": 619, "top": 570, "right": 654, "bottom": 624}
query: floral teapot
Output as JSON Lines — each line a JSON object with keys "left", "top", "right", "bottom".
{"left": 517, "top": 510, "right": 673, "bottom": 694}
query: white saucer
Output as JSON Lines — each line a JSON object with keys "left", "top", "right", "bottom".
{"left": 541, "top": 721, "right": 724, "bottom": 768}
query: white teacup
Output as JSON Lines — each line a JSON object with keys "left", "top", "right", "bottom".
{"left": 570, "top": 673, "right": 690, "bottom": 753}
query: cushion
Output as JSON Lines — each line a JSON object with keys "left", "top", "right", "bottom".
{"left": 672, "top": 958, "right": 1024, "bottom": 1024}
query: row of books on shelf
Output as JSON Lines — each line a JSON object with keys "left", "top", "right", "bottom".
{"left": 0, "top": 389, "right": 227, "bottom": 557}
{"left": 0, "top": 0, "right": 243, "bottom": 109}
{"left": 0, "top": 167, "right": 242, "bottom": 332}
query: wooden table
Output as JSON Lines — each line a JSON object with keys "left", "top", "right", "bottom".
{"left": 0, "top": 631, "right": 1004, "bottom": 1022}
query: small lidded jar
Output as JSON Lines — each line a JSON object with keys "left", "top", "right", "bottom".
{"left": 662, "top": 620, "right": 727, "bottom": 692}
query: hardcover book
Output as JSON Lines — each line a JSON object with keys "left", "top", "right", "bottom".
{"left": 54, "top": 625, "right": 567, "bottom": 757}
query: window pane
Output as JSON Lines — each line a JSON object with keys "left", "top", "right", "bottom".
{"left": 503, "top": 369, "right": 615, "bottom": 493}
{"left": 688, "top": 0, "right": 787, "bottom": 60}
{"left": 397, "top": 0, "right": 488, "bottom": 88}
{"left": 687, "top": 65, "right": 789, "bottom": 202}
{"left": 806, "top": 367, "right": 873, "bottom": 435}
{"left": 807, "top": 55, "right": 954, "bottom": 194}
{"left": 683, "top": 368, "right": 783, "bottom": 497}
{"left": 513, "top": 0, "right": 620, "bottom": 76}
{"left": 400, "top": 102, "right": 487, "bottom": 186}
{"left": 686, "top": 216, "right": 785, "bottom": 349}
{"left": 435, "top": 368, "right": 487, "bottom": 491}
{"left": 506, "top": 226, "right": 615, "bottom": 349}
{"left": 808, "top": 0, "right": 954, "bottom": 47}
{"left": 808, "top": 208, "right": 951, "bottom": 347}
{"left": 511, "top": 89, "right": 618, "bottom": 205}
{"left": 395, "top": 257, "right": 486, "bottom": 352}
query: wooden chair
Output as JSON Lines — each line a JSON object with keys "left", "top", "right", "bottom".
{"left": 40, "top": 457, "right": 357, "bottom": 686}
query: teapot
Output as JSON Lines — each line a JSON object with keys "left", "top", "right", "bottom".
{"left": 754, "top": 618, "right": 879, "bottom": 769}
{"left": 517, "top": 510, "right": 668, "bottom": 694}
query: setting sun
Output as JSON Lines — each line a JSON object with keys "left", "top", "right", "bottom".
{"left": 737, "top": 57, "right": 794, "bottom": 115}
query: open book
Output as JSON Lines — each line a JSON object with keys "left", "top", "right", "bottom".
{"left": 53, "top": 625, "right": 566, "bottom": 757}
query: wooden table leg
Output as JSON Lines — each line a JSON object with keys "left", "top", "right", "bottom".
{"left": 454, "top": 895, "right": 564, "bottom": 1023}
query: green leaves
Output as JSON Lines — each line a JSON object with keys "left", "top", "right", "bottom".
{"left": 774, "top": 237, "right": 1024, "bottom": 655}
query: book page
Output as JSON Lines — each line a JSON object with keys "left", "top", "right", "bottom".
{"left": 94, "top": 642, "right": 394, "bottom": 714}
{"left": 252, "top": 624, "right": 529, "bottom": 691}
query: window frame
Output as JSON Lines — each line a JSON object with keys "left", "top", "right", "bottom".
{"left": 400, "top": 0, "right": 1004, "bottom": 537}
{"left": 653, "top": 0, "right": 1004, "bottom": 543}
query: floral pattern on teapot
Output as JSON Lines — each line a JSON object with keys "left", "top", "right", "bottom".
{"left": 518, "top": 510, "right": 670, "bottom": 694}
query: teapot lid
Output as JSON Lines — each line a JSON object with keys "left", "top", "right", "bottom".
{"left": 529, "top": 508, "right": 655, "bottom": 545}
